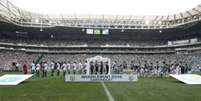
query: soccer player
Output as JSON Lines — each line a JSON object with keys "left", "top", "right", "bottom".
{"left": 184, "top": 63, "right": 189, "bottom": 74}
{"left": 130, "top": 61, "right": 135, "bottom": 70}
{"left": 43, "top": 62, "right": 48, "bottom": 77}
{"left": 78, "top": 61, "right": 83, "bottom": 74}
{"left": 181, "top": 64, "right": 185, "bottom": 74}
{"left": 144, "top": 61, "right": 148, "bottom": 77}
{"left": 30, "top": 61, "right": 36, "bottom": 74}
{"left": 149, "top": 62, "right": 154, "bottom": 77}
{"left": 23, "top": 61, "right": 28, "bottom": 74}
{"left": 105, "top": 61, "right": 109, "bottom": 74}
{"left": 97, "top": 61, "right": 101, "bottom": 74}
{"left": 50, "top": 61, "right": 55, "bottom": 76}
{"left": 112, "top": 61, "right": 118, "bottom": 74}
{"left": 70, "top": 61, "right": 75, "bottom": 74}
{"left": 16, "top": 63, "right": 20, "bottom": 72}
{"left": 82, "top": 60, "right": 88, "bottom": 74}
{"left": 187, "top": 64, "right": 192, "bottom": 74}
{"left": 90, "top": 61, "right": 94, "bottom": 74}
{"left": 140, "top": 64, "right": 145, "bottom": 77}
{"left": 122, "top": 61, "right": 127, "bottom": 69}
{"left": 36, "top": 63, "right": 41, "bottom": 77}
{"left": 100, "top": 61, "right": 103, "bottom": 74}
{"left": 61, "top": 62, "right": 67, "bottom": 77}
{"left": 72, "top": 62, "right": 77, "bottom": 74}
{"left": 95, "top": 61, "right": 99, "bottom": 74}
{"left": 66, "top": 61, "right": 71, "bottom": 74}
{"left": 41, "top": 62, "right": 45, "bottom": 77}
{"left": 56, "top": 62, "right": 61, "bottom": 76}
{"left": 176, "top": 64, "right": 181, "bottom": 74}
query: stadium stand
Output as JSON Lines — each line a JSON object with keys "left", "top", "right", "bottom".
{"left": 1, "top": 0, "right": 201, "bottom": 76}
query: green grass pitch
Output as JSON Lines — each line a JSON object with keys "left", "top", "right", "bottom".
{"left": 0, "top": 72, "right": 201, "bottom": 101}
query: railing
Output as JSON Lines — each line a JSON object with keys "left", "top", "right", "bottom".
{"left": 1, "top": 41, "right": 201, "bottom": 49}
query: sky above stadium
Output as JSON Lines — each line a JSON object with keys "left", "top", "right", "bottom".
{"left": 9, "top": 0, "right": 201, "bottom": 16}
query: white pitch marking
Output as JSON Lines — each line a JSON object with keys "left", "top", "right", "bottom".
{"left": 101, "top": 81, "right": 115, "bottom": 101}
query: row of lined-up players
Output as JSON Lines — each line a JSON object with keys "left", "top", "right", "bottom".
{"left": 28, "top": 60, "right": 110, "bottom": 77}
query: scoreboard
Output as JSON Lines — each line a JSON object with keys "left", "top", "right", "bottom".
{"left": 86, "top": 29, "right": 109, "bottom": 35}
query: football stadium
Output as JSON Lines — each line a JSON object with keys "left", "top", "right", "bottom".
{"left": 0, "top": 0, "right": 201, "bottom": 101}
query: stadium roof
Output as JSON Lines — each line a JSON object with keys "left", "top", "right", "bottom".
{"left": 8, "top": 0, "right": 201, "bottom": 16}
{"left": 1, "top": 0, "right": 201, "bottom": 29}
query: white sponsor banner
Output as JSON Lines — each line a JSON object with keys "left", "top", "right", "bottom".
{"left": 170, "top": 74, "right": 201, "bottom": 84}
{"left": 65, "top": 74, "right": 138, "bottom": 82}
{"left": 0, "top": 74, "right": 33, "bottom": 85}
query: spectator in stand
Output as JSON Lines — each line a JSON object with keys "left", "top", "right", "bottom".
{"left": 0, "top": 50, "right": 201, "bottom": 77}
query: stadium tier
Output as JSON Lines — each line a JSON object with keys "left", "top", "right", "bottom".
{"left": 0, "top": 0, "right": 201, "bottom": 72}
{"left": 0, "top": 0, "right": 201, "bottom": 69}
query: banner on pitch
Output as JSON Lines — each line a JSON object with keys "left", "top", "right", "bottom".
{"left": 170, "top": 74, "right": 201, "bottom": 84}
{"left": 0, "top": 74, "right": 33, "bottom": 85}
{"left": 65, "top": 74, "right": 138, "bottom": 82}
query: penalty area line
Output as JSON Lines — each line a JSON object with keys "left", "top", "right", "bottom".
{"left": 101, "top": 81, "right": 115, "bottom": 101}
